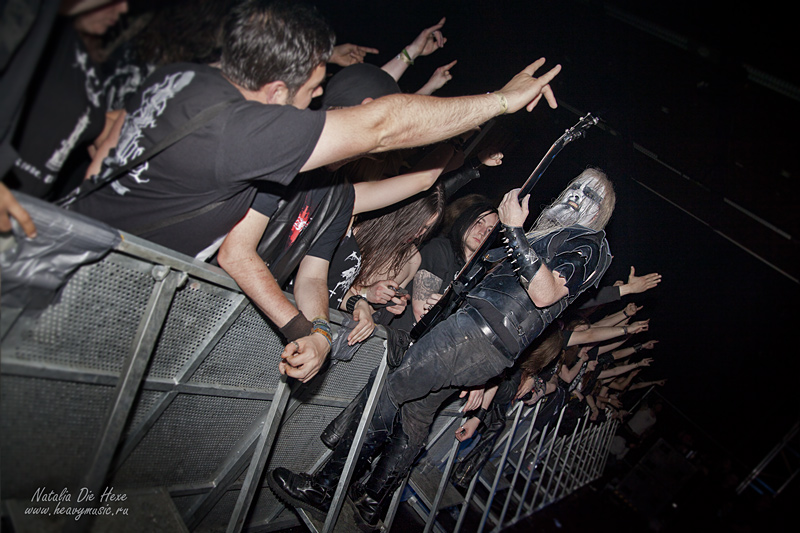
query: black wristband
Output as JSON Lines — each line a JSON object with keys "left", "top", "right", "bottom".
{"left": 279, "top": 312, "right": 313, "bottom": 342}
{"left": 502, "top": 224, "right": 541, "bottom": 290}
{"left": 346, "top": 294, "right": 367, "bottom": 314}
{"left": 633, "top": 343, "right": 643, "bottom": 352}
{"left": 474, "top": 407, "right": 488, "bottom": 425}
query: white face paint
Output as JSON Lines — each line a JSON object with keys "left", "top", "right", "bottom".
{"left": 541, "top": 175, "right": 605, "bottom": 227}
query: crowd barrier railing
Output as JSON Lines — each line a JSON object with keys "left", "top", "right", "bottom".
{"left": 0, "top": 194, "right": 618, "bottom": 533}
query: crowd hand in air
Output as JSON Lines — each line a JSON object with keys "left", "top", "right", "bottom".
{"left": 640, "top": 340, "right": 659, "bottom": 350}
{"left": 495, "top": 58, "right": 561, "bottom": 113}
{"left": 279, "top": 332, "right": 330, "bottom": 383}
{"left": 0, "top": 183, "right": 36, "bottom": 238}
{"left": 416, "top": 59, "right": 458, "bottom": 95}
{"left": 478, "top": 148, "right": 504, "bottom": 167}
{"left": 624, "top": 302, "right": 642, "bottom": 318}
{"left": 627, "top": 319, "right": 650, "bottom": 335}
{"left": 406, "top": 17, "right": 447, "bottom": 59}
{"left": 329, "top": 43, "right": 379, "bottom": 66}
{"left": 637, "top": 357, "right": 654, "bottom": 368}
{"left": 623, "top": 266, "right": 662, "bottom": 294}
{"left": 347, "top": 297, "right": 376, "bottom": 345}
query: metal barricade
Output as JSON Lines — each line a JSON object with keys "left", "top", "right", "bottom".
{"left": 0, "top": 196, "right": 621, "bottom": 532}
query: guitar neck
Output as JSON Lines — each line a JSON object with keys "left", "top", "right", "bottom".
{"left": 410, "top": 114, "right": 599, "bottom": 340}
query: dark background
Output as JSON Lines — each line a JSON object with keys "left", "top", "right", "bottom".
{"left": 313, "top": 0, "right": 799, "bottom": 473}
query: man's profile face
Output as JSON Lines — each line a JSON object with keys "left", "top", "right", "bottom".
{"left": 288, "top": 63, "right": 327, "bottom": 110}
{"left": 542, "top": 175, "right": 604, "bottom": 227}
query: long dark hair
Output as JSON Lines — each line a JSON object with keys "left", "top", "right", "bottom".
{"left": 520, "top": 324, "right": 565, "bottom": 379}
{"left": 353, "top": 184, "right": 445, "bottom": 286}
{"left": 448, "top": 198, "right": 497, "bottom": 263}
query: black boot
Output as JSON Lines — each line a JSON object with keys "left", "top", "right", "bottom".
{"left": 269, "top": 408, "right": 389, "bottom": 521}
{"left": 451, "top": 413, "right": 506, "bottom": 489}
{"left": 348, "top": 426, "right": 420, "bottom": 532}
{"left": 268, "top": 467, "right": 332, "bottom": 521}
{"left": 321, "top": 383, "right": 368, "bottom": 449}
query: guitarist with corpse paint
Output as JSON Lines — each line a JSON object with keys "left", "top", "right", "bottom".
{"left": 269, "top": 166, "right": 617, "bottom": 531}
{"left": 410, "top": 113, "right": 601, "bottom": 341}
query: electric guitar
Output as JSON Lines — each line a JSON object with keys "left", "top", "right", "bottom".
{"left": 409, "top": 113, "right": 599, "bottom": 341}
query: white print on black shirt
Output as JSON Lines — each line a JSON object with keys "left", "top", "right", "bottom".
{"left": 45, "top": 108, "right": 90, "bottom": 172}
{"left": 330, "top": 249, "right": 362, "bottom": 307}
{"left": 75, "top": 47, "right": 103, "bottom": 108}
{"left": 41, "top": 46, "right": 103, "bottom": 175}
{"left": 105, "top": 71, "right": 195, "bottom": 196}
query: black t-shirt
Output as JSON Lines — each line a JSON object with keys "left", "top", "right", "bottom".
{"left": 251, "top": 178, "right": 354, "bottom": 264}
{"left": 391, "top": 236, "right": 463, "bottom": 331}
{"left": 71, "top": 63, "right": 326, "bottom": 257}
{"left": 9, "top": 23, "right": 106, "bottom": 199}
{"left": 327, "top": 228, "right": 361, "bottom": 309}
{"left": 417, "top": 236, "right": 463, "bottom": 287}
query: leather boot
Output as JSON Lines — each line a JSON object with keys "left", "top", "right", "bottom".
{"left": 348, "top": 426, "right": 420, "bottom": 532}
{"left": 269, "top": 412, "right": 389, "bottom": 521}
{"left": 321, "top": 383, "right": 368, "bottom": 449}
{"left": 451, "top": 413, "right": 506, "bottom": 489}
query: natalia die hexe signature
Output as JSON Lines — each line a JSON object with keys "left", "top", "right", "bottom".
{"left": 25, "top": 486, "right": 130, "bottom": 520}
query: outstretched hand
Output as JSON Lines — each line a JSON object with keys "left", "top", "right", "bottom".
{"left": 407, "top": 17, "right": 447, "bottom": 58}
{"left": 495, "top": 58, "right": 561, "bottom": 113}
{"left": 418, "top": 59, "right": 458, "bottom": 95}
{"left": 627, "top": 319, "right": 650, "bottom": 334}
{"left": 625, "top": 266, "right": 662, "bottom": 294}
{"left": 330, "top": 43, "right": 379, "bottom": 67}
{"left": 478, "top": 148, "right": 503, "bottom": 167}
{"left": 460, "top": 388, "right": 485, "bottom": 412}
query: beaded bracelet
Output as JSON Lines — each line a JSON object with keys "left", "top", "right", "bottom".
{"left": 311, "top": 317, "right": 333, "bottom": 347}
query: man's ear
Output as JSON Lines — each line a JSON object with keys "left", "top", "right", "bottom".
{"left": 360, "top": 97, "right": 374, "bottom": 105}
{"left": 261, "top": 80, "right": 290, "bottom": 105}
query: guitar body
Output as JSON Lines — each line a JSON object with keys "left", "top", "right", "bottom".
{"left": 409, "top": 113, "right": 599, "bottom": 341}
{"left": 411, "top": 258, "right": 489, "bottom": 338}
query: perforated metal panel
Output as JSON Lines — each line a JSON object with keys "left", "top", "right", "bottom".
{"left": 146, "top": 281, "right": 241, "bottom": 380}
{"left": 189, "top": 304, "right": 284, "bottom": 392}
{"left": 0, "top": 376, "right": 115, "bottom": 499}
{"left": 4, "top": 255, "right": 154, "bottom": 374}
{"left": 113, "top": 394, "right": 270, "bottom": 487}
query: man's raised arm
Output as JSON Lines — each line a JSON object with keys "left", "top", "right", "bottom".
{"left": 302, "top": 58, "right": 561, "bottom": 172}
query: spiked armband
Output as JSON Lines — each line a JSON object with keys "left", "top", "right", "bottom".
{"left": 502, "top": 225, "right": 541, "bottom": 290}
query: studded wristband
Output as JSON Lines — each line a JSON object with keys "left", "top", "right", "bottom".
{"left": 502, "top": 224, "right": 541, "bottom": 290}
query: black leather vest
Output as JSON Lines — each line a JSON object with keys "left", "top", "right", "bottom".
{"left": 468, "top": 226, "right": 611, "bottom": 358}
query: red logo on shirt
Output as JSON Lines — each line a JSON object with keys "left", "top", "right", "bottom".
{"left": 288, "top": 204, "right": 311, "bottom": 247}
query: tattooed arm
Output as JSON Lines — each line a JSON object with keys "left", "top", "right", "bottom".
{"left": 412, "top": 269, "right": 445, "bottom": 323}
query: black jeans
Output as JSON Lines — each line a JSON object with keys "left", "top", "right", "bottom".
{"left": 370, "top": 308, "right": 513, "bottom": 456}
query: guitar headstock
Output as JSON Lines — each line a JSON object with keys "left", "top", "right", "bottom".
{"left": 560, "top": 113, "right": 599, "bottom": 145}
